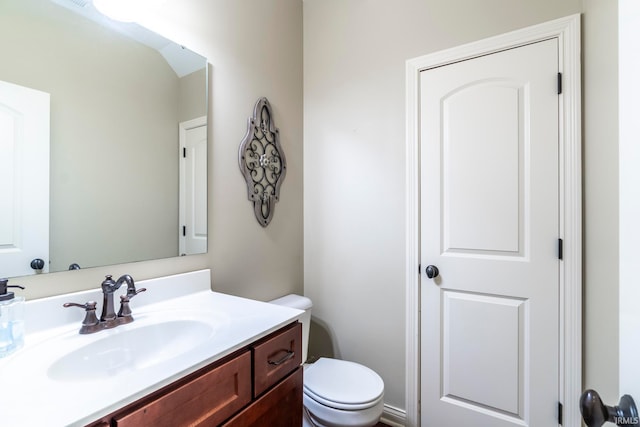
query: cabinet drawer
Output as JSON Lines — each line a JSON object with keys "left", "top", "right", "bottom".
{"left": 114, "top": 351, "right": 251, "bottom": 427}
{"left": 252, "top": 322, "right": 302, "bottom": 397}
{"left": 222, "top": 367, "right": 303, "bottom": 427}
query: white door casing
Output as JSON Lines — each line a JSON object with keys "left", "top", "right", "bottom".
{"left": 420, "top": 39, "right": 559, "bottom": 426}
{"left": 0, "top": 80, "right": 50, "bottom": 277}
{"left": 179, "top": 117, "right": 207, "bottom": 256}
{"left": 405, "top": 15, "right": 582, "bottom": 427}
{"left": 619, "top": 0, "right": 640, "bottom": 400}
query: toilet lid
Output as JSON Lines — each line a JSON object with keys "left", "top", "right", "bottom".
{"left": 304, "top": 358, "right": 384, "bottom": 410}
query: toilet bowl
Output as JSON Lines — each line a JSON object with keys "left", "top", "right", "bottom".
{"left": 302, "top": 357, "right": 384, "bottom": 427}
{"left": 269, "top": 295, "right": 385, "bottom": 427}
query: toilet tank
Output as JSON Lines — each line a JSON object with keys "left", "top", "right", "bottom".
{"left": 269, "top": 294, "right": 312, "bottom": 363}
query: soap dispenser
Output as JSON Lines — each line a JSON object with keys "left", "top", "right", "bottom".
{"left": 0, "top": 278, "right": 25, "bottom": 358}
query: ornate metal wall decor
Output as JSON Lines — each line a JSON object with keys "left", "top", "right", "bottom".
{"left": 238, "top": 97, "right": 286, "bottom": 227}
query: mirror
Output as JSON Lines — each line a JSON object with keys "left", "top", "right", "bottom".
{"left": 0, "top": 0, "right": 208, "bottom": 278}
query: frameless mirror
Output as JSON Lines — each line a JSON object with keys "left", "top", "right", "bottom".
{"left": 0, "top": 0, "right": 208, "bottom": 278}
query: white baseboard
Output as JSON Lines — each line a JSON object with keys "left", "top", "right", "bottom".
{"left": 381, "top": 404, "right": 406, "bottom": 427}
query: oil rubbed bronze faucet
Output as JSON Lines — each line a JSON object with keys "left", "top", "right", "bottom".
{"left": 63, "top": 274, "right": 146, "bottom": 334}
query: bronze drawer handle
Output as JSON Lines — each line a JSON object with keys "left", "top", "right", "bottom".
{"left": 268, "top": 350, "right": 295, "bottom": 366}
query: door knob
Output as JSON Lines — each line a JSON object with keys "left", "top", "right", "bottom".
{"left": 30, "top": 258, "right": 45, "bottom": 270}
{"left": 425, "top": 265, "right": 439, "bottom": 279}
{"left": 580, "top": 389, "right": 639, "bottom": 427}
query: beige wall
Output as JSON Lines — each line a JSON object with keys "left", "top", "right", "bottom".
{"left": 304, "top": 0, "right": 618, "bottom": 414}
{"left": 179, "top": 68, "right": 207, "bottom": 122}
{"left": 17, "top": 0, "right": 304, "bottom": 306}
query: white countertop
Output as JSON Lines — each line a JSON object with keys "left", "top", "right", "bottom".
{"left": 0, "top": 270, "right": 302, "bottom": 427}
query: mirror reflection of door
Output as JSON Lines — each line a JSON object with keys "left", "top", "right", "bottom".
{"left": 0, "top": 80, "right": 50, "bottom": 277}
{"left": 179, "top": 117, "right": 207, "bottom": 256}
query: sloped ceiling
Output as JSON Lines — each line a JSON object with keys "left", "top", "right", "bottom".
{"left": 51, "top": 0, "right": 204, "bottom": 77}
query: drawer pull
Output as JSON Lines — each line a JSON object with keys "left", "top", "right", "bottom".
{"left": 268, "top": 350, "right": 295, "bottom": 366}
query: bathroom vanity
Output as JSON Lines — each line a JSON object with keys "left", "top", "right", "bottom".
{"left": 88, "top": 322, "right": 302, "bottom": 427}
{"left": 0, "top": 270, "right": 303, "bottom": 426}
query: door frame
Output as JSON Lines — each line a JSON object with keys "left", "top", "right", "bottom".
{"left": 619, "top": 0, "right": 640, "bottom": 398}
{"left": 404, "top": 15, "right": 582, "bottom": 427}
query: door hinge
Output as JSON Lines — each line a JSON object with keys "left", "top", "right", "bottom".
{"left": 182, "top": 225, "right": 186, "bottom": 237}
{"left": 183, "top": 147, "right": 187, "bottom": 158}
{"left": 558, "top": 238, "right": 563, "bottom": 260}
{"left": 558, "top": 402, "right": 563, "bottom": 425}
{"left": 557, "top": 72, "right": 562, "bottom": 95}
{"left": 418, "top": 263, "right": 421, "bottom": 274}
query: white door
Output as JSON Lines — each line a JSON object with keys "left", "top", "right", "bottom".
{"left": 0, "top": 80, "right": 50, "bottom": 277}
{"left": 420, "top": 39, "right": 560, "bottom": 426}
{"left": 179, "top": 117, "right": 207, "bottom": 256}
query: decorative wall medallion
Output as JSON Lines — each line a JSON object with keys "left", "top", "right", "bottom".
{"left": 238, "top": 97, "right": 286, "bottom": 227}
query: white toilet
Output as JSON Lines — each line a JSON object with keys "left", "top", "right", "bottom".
{"left": 270, "top": 294, "right": 384, "bottom": 427}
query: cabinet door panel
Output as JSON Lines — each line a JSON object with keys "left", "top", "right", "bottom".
{"left": 223, "top": 367, "right": 303, "bottom": 427}
{"left": 114, "top": 351, "right": 251, "bottom": 427}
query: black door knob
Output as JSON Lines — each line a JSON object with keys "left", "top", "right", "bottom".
{"left": 580, "top": 389, "right": 639, "bottom": 427}
{"left": 30, "top": 258, "right": 45, "bottom": 270}
{"left": 425, "top": 265, "right": 439, "bottom": 279}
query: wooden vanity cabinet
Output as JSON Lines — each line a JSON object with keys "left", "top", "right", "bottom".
{"left": 114, "top": 351, "right": 252, "bottom": 427}
{"left": 222, "top": 367, "right": 303, "bottom": 427}
{"left": 85, "top": 322, "right": 302, "bottom": 427}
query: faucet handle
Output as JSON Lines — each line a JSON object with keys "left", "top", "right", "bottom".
{"left": 117, "top": 288, "right": 146, "bottom": 320}
{"left": 63, "top": 301, "right": 100, "bottom": 333}
{"left": 63, "top": 300, "right": 96, "bottom": 311}
{"left": 118, "top": 295, "right": 133, "bottom": 318}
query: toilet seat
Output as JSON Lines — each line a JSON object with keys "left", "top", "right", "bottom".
{"left": 303, "top": 358, "right": 384, "bottom": 411}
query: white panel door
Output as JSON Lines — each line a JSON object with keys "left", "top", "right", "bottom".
{"left": 179, "top": 117, "right": 207, "bottom": 256}
{"left": 420, "top": 39, "right": 560, "bottom": 426}
{"left": 0, "top": 80, "right": 50, "bottom": 277}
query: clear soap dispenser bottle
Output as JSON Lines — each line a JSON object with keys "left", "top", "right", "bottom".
{"left": 0, "top": 278, "right": 25, "bottom": 358}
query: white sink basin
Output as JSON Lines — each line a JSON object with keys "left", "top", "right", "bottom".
{"left": 47, "top": 319, "right": 214, "bottom": 381}
{"left": 0, "top": 269, "right": 303, "bottom": 427}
